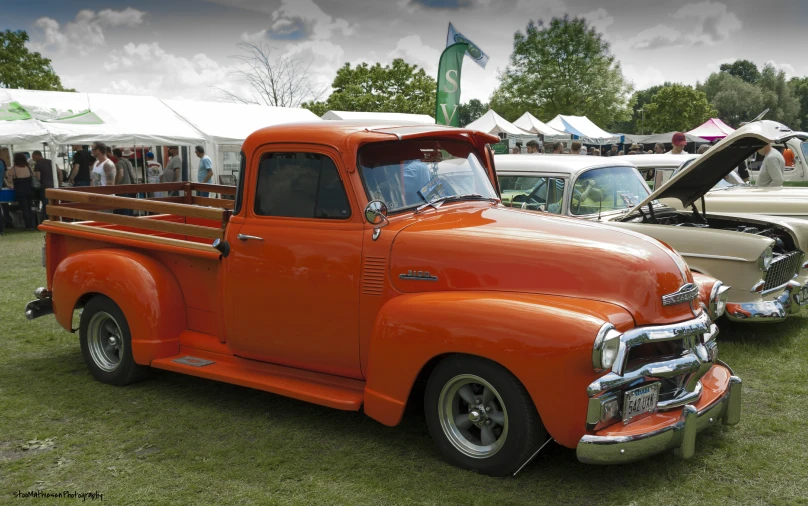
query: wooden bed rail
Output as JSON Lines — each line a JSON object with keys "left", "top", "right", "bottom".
{"left": 45, "top": 183, "right": 234, "bottom": 242}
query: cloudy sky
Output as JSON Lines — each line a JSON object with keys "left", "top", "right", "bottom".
{"left": 4, "top": 0, "right": 807, "bottom": 106}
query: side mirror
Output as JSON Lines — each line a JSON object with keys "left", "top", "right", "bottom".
{"left": 364, "top": 200, "right": 389, "bottom": 240}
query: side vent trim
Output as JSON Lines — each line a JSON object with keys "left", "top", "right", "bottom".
{"left": 362, "top": 256, "right": 387, "bottom": 296}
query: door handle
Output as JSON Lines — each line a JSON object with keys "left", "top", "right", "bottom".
{"left": 237, "top": 234, "right": 264, "bottom": 241}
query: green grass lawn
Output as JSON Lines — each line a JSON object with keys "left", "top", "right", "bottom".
{"left": 2, "top": 230, "right": 808, "bottom": 505}
{"left": 784, "top": 181, "right": 808, "bottom": 187}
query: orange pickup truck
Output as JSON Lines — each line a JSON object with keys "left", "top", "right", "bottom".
{"left": 26, "top": 122, "right": 741, "bottom": 476}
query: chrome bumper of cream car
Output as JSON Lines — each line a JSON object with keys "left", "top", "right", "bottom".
{"left": 726, "top": 280, "right": 806, "bottom": 322}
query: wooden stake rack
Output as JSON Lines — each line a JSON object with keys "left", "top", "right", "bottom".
{"left": 45, "top": 183, "right": 236, "bottom": 242}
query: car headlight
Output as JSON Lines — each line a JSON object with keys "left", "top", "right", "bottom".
{"left": 708, "top": 281, "right": 731, "bottom": 320}
{"left": 592, "top": 324, "right": 623, "bottom": 372}
{"left": 759, "top": 245, "right": 774, "bottom": 271}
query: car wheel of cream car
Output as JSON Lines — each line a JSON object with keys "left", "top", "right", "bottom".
{"left": 424, "top": 356, "right": 545, "bottom": 476}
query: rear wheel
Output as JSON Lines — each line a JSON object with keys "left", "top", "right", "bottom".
{"left": 79, "top": 295, "right": 149, "bottom": 386}
{"left": 424, "top": 356, "right": 545, "bottom": 476}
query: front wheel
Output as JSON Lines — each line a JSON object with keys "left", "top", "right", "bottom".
{"left": 424, "top": 356, "right": 545, "bottom": 476}
{"left": 79, "top": 295, "right": 149, "bottom": 386}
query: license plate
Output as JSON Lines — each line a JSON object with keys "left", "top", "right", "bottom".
{"left": 623, "top": 383, "right": 660, "bottom": 424}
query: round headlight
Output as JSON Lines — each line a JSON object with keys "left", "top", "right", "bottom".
{"left": 759, "top": 245, "right": 774, "bottom": 271}
{"left": 593, "top": 324, "right": 623, "bottom": 372}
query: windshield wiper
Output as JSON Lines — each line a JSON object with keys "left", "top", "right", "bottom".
{"left": 415, "top": 194, "right": 498, "bottom": 214}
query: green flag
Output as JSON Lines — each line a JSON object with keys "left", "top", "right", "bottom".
{"left": 435, "top": 42, "right": 468, "bottom": 126}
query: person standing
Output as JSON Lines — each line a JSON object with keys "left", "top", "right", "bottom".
{"left": 68, "top": 145, "right": 93, "bottom": 186}
{"left": 113, "top": 148, "right": 135, "bottom": 185}
{"left": 654, "top": 143, "right": 665, "bottom": 154}
{"left": 570, "top": 141, "right": 583, "bottom": 155}
{"left": 90, "top": 142, "right": 116, "bottom": 187}
{"left": 526, "top": 140, "right": 542, "bottom": 154}
{"left": 9, "top": 152, "right": 36, "bottom": 230}
{"left": 551, "top": 142, "right": 563, "bottom": 154}
{"left": 163, "top": 146, "right": 182, "bottom": 194}
{"left": 195, "top": 146, "right": 213, "bottom": 197}
{"left": 145, "top": 152, "right": 165, "bottom": 197}
{"left": 783, "top": 146, "right": 795, "bottom": 167}
{"left": 32, "top": 151, "right": 54, "bottom": 221}
{"left": 668, "top": 133, "right": 687, "bottom": 154}
{"left": 756, "top": 143, "right": 785, "bottom": 187}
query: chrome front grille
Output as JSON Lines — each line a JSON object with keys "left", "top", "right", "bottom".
{"left": 764, "top": 251, "right": 802, "bottom": 291}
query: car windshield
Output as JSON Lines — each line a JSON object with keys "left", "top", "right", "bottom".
{"left": 358, "top": 139, "right": 497, "bottom": 213}
{"left": 571, "top": 166, "right": 651, "bottom": 216}
{"left": 673, "top": 159, "right": 747, "bottom": 189}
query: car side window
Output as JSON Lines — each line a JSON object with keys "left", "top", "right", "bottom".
{"left": 544, "top": 178, "right": 565, "bottom": 214}
{"left": 254, "top": 152, "right": 351, "bottom": 219}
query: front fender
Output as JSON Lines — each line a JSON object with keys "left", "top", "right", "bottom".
{"left": 363, "top": 291, "right": 634, "bottom": 449}
{"left": 52, "top": 249, "right": 187, "bottom": 364}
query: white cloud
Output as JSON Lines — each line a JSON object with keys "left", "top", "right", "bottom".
{"left": 622, "top": 65, "right": 667, "bottom": 91}
{"left": 625, "top": 25, "right": 682, "bottom": 50}
{"left": 31, "top": 8, "right": 146, "bottom": 55}
{"left": 765, "top": 60, "right": 796, "bottom": 78}
{"left": 581, "top": 8, "right": 614, "bottom": 36}
{"left": 388, "top": 35, "right": 441, "bottom": 75}
{"left": 673, "top": 2, "right": 741, "bottom": 45}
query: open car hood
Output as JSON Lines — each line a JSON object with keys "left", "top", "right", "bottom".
{"left": 620, "top": 120, "right": 808, "bottom": 221}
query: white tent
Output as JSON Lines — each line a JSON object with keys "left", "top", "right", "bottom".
{"left": 322, "top": 110, "right": 435, "bottom": 124}
{"left": 546, "top": 114, "right": 621, "bottom": 144}
{"left": 513, "top": 112, "right": 570, "bottom": 139}
{"left": 163, "top": 99, "right": 321, "bottom": 182}
{"left": 465, "top": 110, "right": 533, "bottom": 136}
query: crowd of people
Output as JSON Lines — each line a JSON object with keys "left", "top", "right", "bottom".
{"left": 0, "top": 142, "right": 214, "bottom": 235}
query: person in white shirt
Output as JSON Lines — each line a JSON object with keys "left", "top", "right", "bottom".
{"left": 90, "top": 142, "right": 116, "bottom": 187}
{"left": 146, "top": 152, "right": 165, "bottom": 197}
{"left": 756, "top": 143, "right": 785, "bottom": 187}
{"left": 668, "top": 132, "right": 687, "bottom": 154}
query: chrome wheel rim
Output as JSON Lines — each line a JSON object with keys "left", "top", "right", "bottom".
{"left": 87, "top": 312, "right": 124, "bottom": 373}
{"left": 438, "top": 374, "right": 508, "bottom": 459}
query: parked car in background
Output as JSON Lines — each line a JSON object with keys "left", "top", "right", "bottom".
{"left": 496, "top": 120, "right": 808, "bottom": 323}
{"left": 28, "top": 121, "right": 741, "bottom": 475}
{"left": 625, "top": 153, "right": 808, "bottom": 220}
{"left": 748, "top": 137, "right": 808, "bottom": 182}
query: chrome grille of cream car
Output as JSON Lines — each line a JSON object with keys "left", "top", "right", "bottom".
{"left": 763, "top": 251, "right": 802, "bottom": 291}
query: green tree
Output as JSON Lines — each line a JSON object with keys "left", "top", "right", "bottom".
{"left": 611, "top": 83, "right": 670, "bottom": 134}
{"left": 302, "top": 59, "right": 436, "bottom": 117}
{"left": 789, "top": 76, "right": 808, "bottom": 130}
{"left": 757, "top": 63, "right": 800, "bottom": 127}
{"left": 490, "top": 16, "right": 632, "bottom": 127}
{"left": 458, "top": 99, "right": 488, "bottom": 127}
{"left": 699, "top": 72, "right": 764, "bottom": 127}
{"left": 0, "top": 30, "right": 72, "bottom": 91}
{"left": 719, "top": 59, "right": 761, "bottom": 84}
{"left": 643, "top": 84, "right": 717, "bottom": 133}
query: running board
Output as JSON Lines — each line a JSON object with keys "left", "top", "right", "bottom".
{"left": 151, "top": 349, "right": 365, "bottom": 411}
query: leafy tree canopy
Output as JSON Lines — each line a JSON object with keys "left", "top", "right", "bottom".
{"left": 719, "top": 59, "right": 761, "bottom": 84}
{"left": 490, "top": 16, "right": 632, "bottom": 127}
{"left": 0, "top": 30, "right": 73, "bottom": 91}
{"left": 643, "top": 83, "right": 716, "bottom": 133}
{"left": 458, "top": 99, "right": 488, "bottom": 127}
{"left": 302, "top": 59, "right": 436, "bottom": 117}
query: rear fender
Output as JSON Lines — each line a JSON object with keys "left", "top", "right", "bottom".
{"left": 363, "top": 291, "right": 634, "bottom": 448}
{"left": 52, "top": 249, "right": 187, "bottom": 364}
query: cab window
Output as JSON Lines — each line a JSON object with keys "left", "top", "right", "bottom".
{"left": 254, "top": 152, "right": 351, "bottom": 219}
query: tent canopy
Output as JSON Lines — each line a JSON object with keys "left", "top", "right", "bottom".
{"left": 640, "top": 131, "right": 709, "bottom": 145}
{"left": 0, "top": 89, "right": 205, "bottom": 145}
{"left": 687, "top": 118, "right": 735, "bottom": 141}
{"left": 546, "top": 114, "right": 621, "bottom": 144}
{"left": 465, "top": 109, "right": 532, "bottom": 136}
{"left": 512, "top": 112, "right": 569, "bottom": 139}
{"left": 322, "top": 110, "right": 434, "bottom": 124}
{"left": 164, "top": 99, "right": 320, "bottom": 145}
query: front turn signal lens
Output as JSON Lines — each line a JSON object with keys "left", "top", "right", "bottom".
{"left": 593, "top": 324, "right": 623, "bottom": 372}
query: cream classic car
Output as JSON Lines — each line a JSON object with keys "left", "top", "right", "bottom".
{"left": 623, "top": 152, "right": 808, "bottom": 220}
{"left": 494, "top": 120, "right": 808, "bottom": 322}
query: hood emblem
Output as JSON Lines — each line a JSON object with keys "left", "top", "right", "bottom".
{"left": 400, "top": 270, "right": 438, "bottom": 282}
{"left": 662, "top": 283, "right": 699, "bottom": 306}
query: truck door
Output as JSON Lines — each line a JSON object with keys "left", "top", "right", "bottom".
{"left": 224, "top": 147, "right": 363, "bottom": 379}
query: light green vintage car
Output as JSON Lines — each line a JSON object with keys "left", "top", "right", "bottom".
{"left": 623, "top": 152, "right": 808, "bottom": 220}
{"left": 495, "top": 120, "right": 808, "bottom": 323}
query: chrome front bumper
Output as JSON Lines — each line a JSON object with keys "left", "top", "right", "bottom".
{"left": 577, "top": 373, "right": 742, "bottom": 464}
{"left": 726, "top": 280, "right": 807, "bottom": 322}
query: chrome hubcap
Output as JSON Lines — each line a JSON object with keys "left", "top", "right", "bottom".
{"left": 438, "top": 374, "right": 508, "bottom": 459}
{"left": 87, "top": 312, "right": 123, "bottom": 373}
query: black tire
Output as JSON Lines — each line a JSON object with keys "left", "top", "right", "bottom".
{"left": 79, "top": 295, "right": 149, "bottom": 386}
{"left": 424, "top": 355, "right": 545, "bottom": 476}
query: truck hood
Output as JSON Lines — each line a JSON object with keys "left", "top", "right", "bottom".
{"left": 389, "top": 205, "right": 699, "bottom": 325}
{"left": 623, "top": 120, "right": 808, "bottom": 217}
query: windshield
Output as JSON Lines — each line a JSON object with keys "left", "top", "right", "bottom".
{"left": 571, "top": 166, "right": 651, "bottom": 215}
{"left": 673, "top": 158, "right": 747, "bottom": 189}
{"left": 358, "top": 139, "right": 497, "bottom": 213}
